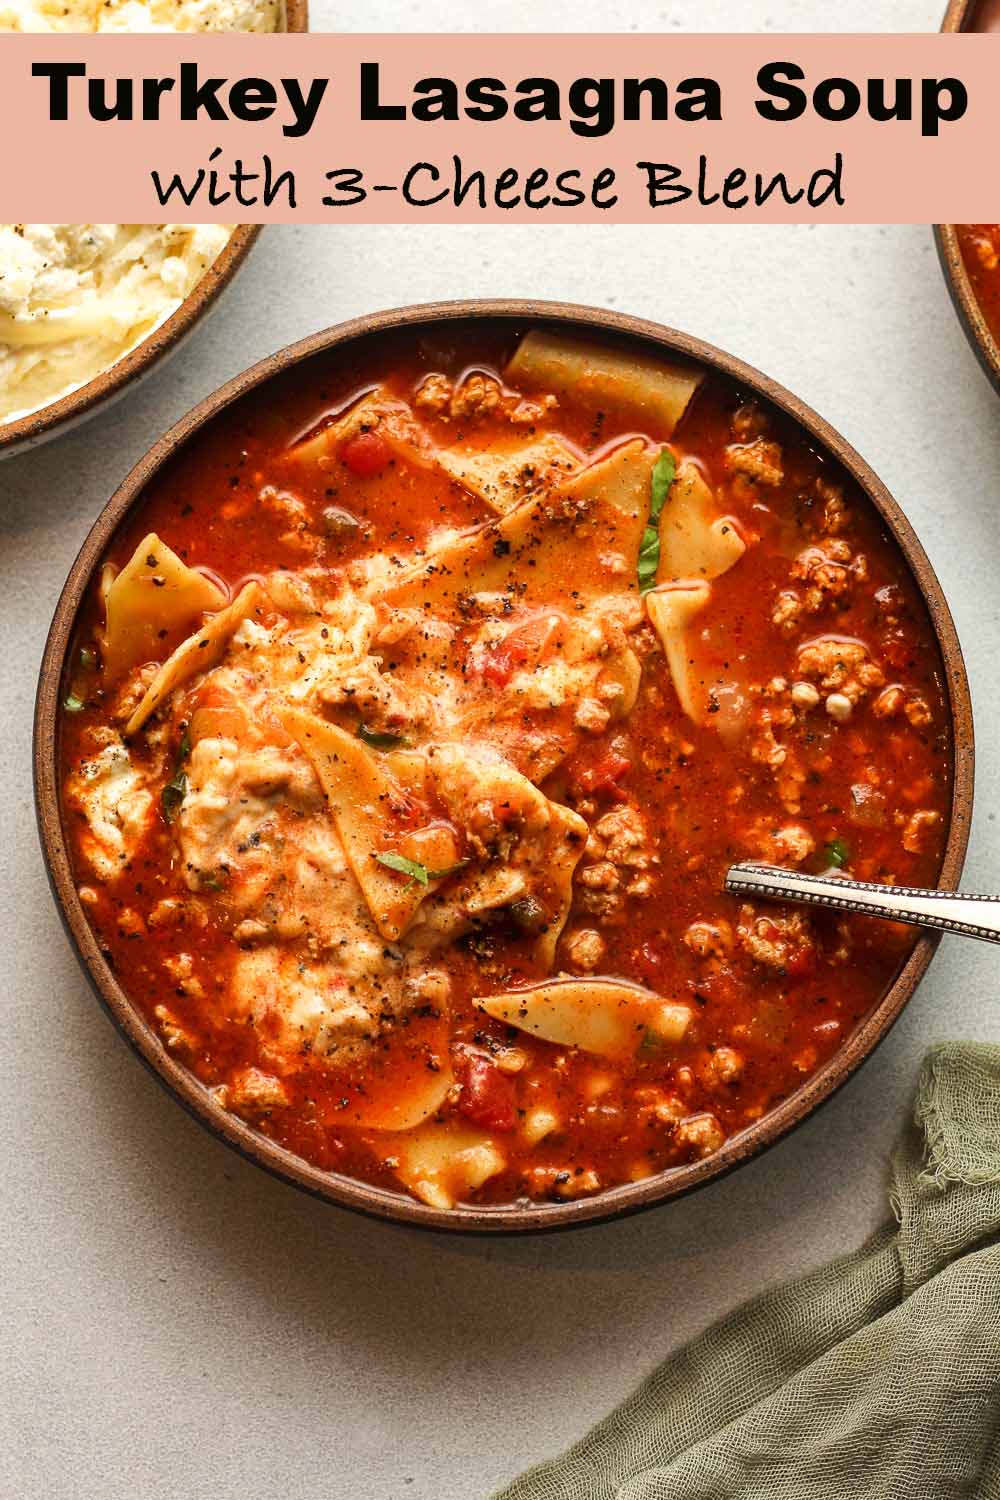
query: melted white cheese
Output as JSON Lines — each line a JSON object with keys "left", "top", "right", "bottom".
{"left": 66, "top": 736, "right": 154, "bottom": 880}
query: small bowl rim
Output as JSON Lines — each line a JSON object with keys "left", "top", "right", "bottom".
{"left": 0, "top": 0, "right": 310, "bottom": 458}
{"left": 936, "top": 0, "right": 1000, "bottom": 396}
{"left": 34, "top": 298, "right": 975, "bottom": 1235}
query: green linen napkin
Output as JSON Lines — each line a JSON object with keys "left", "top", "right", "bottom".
{"left": 496, "top": 1043, "right": 1000, "bottom": 1500}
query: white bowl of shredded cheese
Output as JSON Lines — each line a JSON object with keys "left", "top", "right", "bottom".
{"left": 0, "top": 0, "right": 306, "bottom": 456}
{"left": 0, "top": 0, "right": 282, "bottom": 34}
{"left": 0, "top": 224, "right": 262, "bottom": 458}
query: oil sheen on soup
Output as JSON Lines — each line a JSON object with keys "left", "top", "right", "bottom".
{"left": 60, "top": 324, "right": 952, "bottom": 1211}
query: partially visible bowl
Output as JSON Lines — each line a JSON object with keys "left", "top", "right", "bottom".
{"left": 936, "top": 0, "right": 1000, "bottom": 397}
{"left": 0, "top": 0, "right": 309, "bottom": 460}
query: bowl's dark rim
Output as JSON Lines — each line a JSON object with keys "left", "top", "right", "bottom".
{"left": 34, "top": 299, "right": 975, "bottom": 1235}
{"left": 0, "top": 0, "right": 310, "bottom": 459}
{"left": 936, "top": 0, "right": 1000, "bottom": 397}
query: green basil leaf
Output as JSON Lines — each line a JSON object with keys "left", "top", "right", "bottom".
{"left": 357, "top": 723, "right": 409, "bottom": 749}
{"left": 638, "top": 448, "right": 676, "bottom": 595}
{"left": 161, "top": 726, "right": 192, "bottom": 824}
{"left": 649, "top": 448, "right": 676, "bottom": 524}
{"left": 424, "top": 859, "right": 470, "bottom": 882}
{"left": 374, "top": 851, "right": 430, "bottom": 886}
{"left": 637, "top": 524, "right": 660, "bottom": 594}
{"left": 823, "top": 837, "right": 851, "bottom": 869}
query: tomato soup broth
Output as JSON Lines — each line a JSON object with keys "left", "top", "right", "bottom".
{"left": 60, "top": 324, "right": 951, "bottom": 1211}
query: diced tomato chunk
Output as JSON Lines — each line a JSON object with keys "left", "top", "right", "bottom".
{"left": 481, "top": 614, "right": 562, "bottom": 688}
{"left": 482, "top": 637, "right": 531, "bottom": 688}
{"left": 574, "top": 750, "right": 632, "bottom": 796}
{"left": 341, "top": 431, "right": 391, "bottom": 478}
{"left": 456, "top": 1053, "right": 517, "bottom": 1132}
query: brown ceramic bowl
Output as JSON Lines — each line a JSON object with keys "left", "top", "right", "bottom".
{"left": 34, "top": 300, "right": 975, "bottom": 1234}
{"left": 936, "top": 0, "right": 1000, "bottom": 396}
{"left": 0, "top": 0, "right": 309, "bottom": 460}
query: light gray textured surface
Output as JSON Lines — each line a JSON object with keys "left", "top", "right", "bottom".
{"left": 2, "top": 3, "right": 998, "bottom": 1498}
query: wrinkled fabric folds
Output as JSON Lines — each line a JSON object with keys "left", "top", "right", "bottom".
{"left": 496, "top": 1043, "right": 1000, "bottom": 1500}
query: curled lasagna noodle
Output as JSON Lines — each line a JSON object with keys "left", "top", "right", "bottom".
{"left": 646, "top": 462, "right": 748, "bottom": 724}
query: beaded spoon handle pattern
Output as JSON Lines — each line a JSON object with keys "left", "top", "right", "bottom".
{"left": 725, "top": 863, "right": 1000, "bottom": 946}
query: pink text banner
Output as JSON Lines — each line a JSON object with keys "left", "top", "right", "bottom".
{"left": 1, "top": 33, "right": 997, "bottom": 223}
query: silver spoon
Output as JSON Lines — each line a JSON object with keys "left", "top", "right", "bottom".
{"left": 724, "top": 863, "right": 1000, "bottom": 945}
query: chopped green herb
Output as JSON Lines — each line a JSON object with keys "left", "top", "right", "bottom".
{"left": 638, "top": 1026, "right": 667, "bottom": 1058}
{"left": 636, "top": 528, "right": 660, "bottom": 596}
{"left": 374, "top": 852, "right": 469, "bottom": 888}
{"left": 650, "top": 447, "right": 677, "bottom": 522}
{"left": 161, "top": 773, "right": 187, "bottom": 824}
{"left": 202, "top": 868, "right": 229, "bottom": 892}
{"left": 63, "top": 693, "right": 85, "bottom": 713}
{"left": 822, "top": 837, "right": 851, "bottom": 869}
{"left": 79, "top": 647, "right": 97, "bottom": 672}
{"left": 375, "top": 851, "right": 430, "bottom": 886}
{"left": 161, "top": 726, "right": 192, "bottom": 824}
{"left": 357, "top": 723, "right": 409, "bottom": 749}
{"left": 425, "top": 860, "right": 470, "bottom": 882}
{"left": 638, "top": 448, "right": 676, "bottom": 594}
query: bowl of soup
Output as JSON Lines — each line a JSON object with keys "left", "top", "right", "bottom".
{"left": 936, "top": 0, "right": 1000, "bottom": 396}
{"left": 35, "top": 301, "right": 973, "bottom": 1231}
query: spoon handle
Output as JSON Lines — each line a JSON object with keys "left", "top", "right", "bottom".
{"left": 724, "top": 863, "right": 1000, "bottom": 945}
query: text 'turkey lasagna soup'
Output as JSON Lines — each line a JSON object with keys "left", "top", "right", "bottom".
{"left": 60, "top": 324, "right": 951, "bottom": 1211}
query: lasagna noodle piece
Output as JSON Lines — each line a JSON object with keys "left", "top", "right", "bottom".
{"left": 475, "top": 979, "right": 693, "bottom": 1059}
{"left": 102, "top": 532, "right": 227, "bottom": 682}
{"left": 505, "top": 329, "right": 705, "bottom": 439}
{"left": 378, "top": 439, "right": 655, "bottom": 615}
{"left": 125, "top": 582, "right": 264, "bottom": 735}
{"left": 373, "top": 1121, "right": 507, "bottom": 1210}
{"left": 335, "top": 1010, "right": 456, "bottom": 1133}
{"left": 646, "top": 464, "right": 748, "bottom": 724}
{"left": 436, "top": 432, "right": 580, "bottom": 513}
{"left": 645, "top": 583, "right": 713, "bottom": 725}
{"left": 279, "top": 709, "right": 460, "bottom": 943}
{"left": 657, "top": 461, "right": 746, "bottom": 583}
